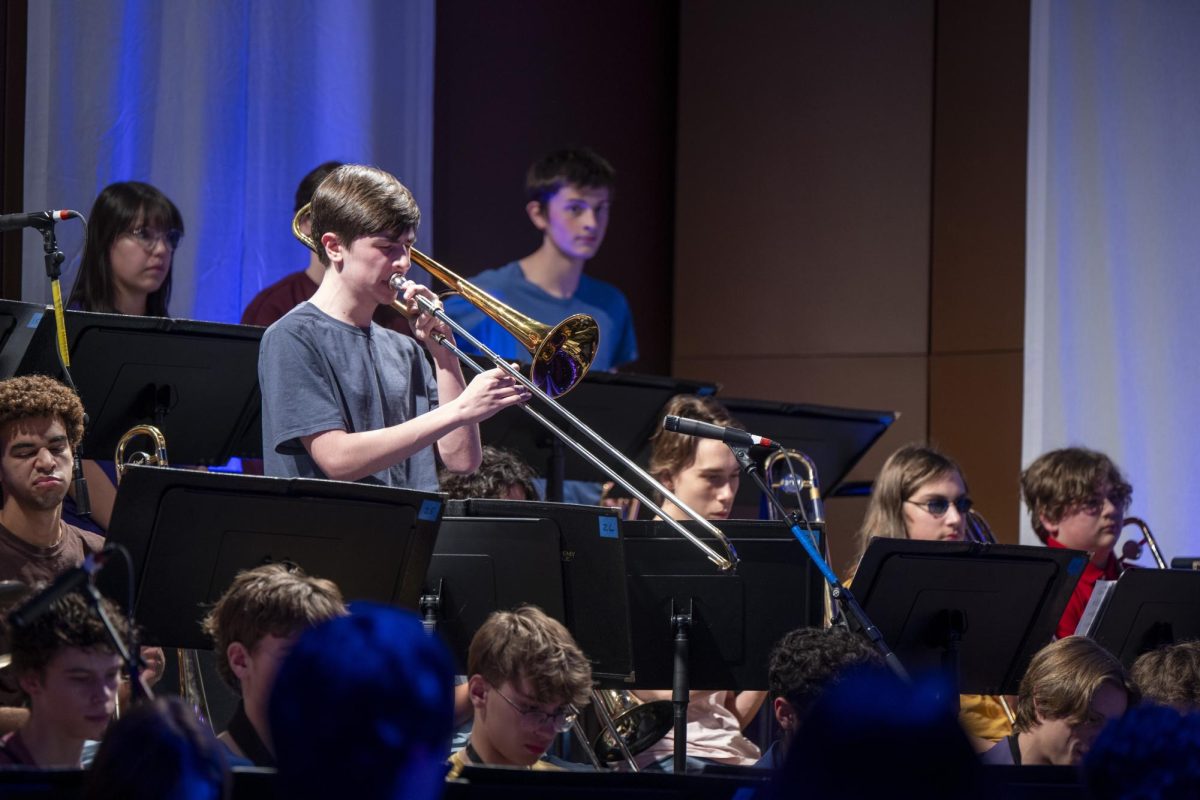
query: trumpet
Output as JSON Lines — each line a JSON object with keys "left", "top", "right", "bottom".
{"left": 292, "top": 204, "right": 739, "bottom": 571}
{"left": 1119, "top": 516, "right": 1167, "bottom": 569}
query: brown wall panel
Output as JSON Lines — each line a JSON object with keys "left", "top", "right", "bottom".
{"left": 930, "top": 1, "right": 1030, "bottom": 355}
{"left": 432, "top": 0, "right": 678, "bottom": 375}
{"left": 674, "top": 1, "right": 935, "bottom": 360}
{"left": 928, "top": 352, "right": 1025, "bottom": 543}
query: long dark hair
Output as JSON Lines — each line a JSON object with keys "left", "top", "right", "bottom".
{"left": 68, "top": 181, "right": 183, "bottom": 316}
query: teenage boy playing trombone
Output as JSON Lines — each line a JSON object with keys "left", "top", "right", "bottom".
{"left": 258, "top": 164, "right": 529, "bottom": 488}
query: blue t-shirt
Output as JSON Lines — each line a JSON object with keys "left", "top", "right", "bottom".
{"left": 258, "top": 303, "right": 441, "bottom": 491}
{"left": 442, "top": 261, "right": 638, "bottom": 371}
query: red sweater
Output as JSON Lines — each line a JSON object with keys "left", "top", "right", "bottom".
{"left": 1048, "top": 537, "right": 1121, "bottom": 639}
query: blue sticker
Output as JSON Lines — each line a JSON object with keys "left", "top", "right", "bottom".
{"left": 418, "top": 499, "right": 442, "bottom": 521}
{"left": 1067, "top": 556, "right": 1086, "bottom": 577}
{"left": 28, "top": 312, "right": 43, "bottom": 328}
{"left": 598, "top": 517, "right": 618, "bottom": 539}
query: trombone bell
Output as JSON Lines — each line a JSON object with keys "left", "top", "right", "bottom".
{"left": 293, "top": 202, "right": 599, "bottom": 398}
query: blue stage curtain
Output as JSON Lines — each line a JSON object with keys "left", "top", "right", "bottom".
{"left": 21, "top": 0, "right": 435, "bottom": 323}
{"left": 1024, "top": 0, "right": 1200, "bottom": 560}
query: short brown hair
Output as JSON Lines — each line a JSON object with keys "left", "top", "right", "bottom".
{"left": 1131, "top": 641, "right": 1200, "bottom": 709}
{"left": 467, "top": 605, "right": 592, "bottom": 707}
{"left": 525, "top": 147, "right": 615, "bottom": 209}
{"left": 9, "top": 592, "right": 128, "bottom": 680}
{"left": 201, "top": 564, "right": 346, "bottom": 692}
{"left": 310, "top": 164, "right": 421, "bottom": 267}
{"left": 1021, "top": 448, "right": 1132, "bottom": 543}
{"left": 648, "top": 395, "right": 740, "bottom": 486}
{"left": 1014, "top": 636, "right": 1138, "bottom": 733}
{"left": 0, "top": 374, "right": 85, "bottom": 450}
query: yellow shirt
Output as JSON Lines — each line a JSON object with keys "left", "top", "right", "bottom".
{"left": 446, "top": 744, "right": 564, "bottom": 780}
{"left": 959, "top": 694, "right": 1013, "bottom": 742}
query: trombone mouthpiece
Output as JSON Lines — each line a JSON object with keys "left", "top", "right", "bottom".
{"left": 388, "top": 273, "right": 407, "bottom": 291}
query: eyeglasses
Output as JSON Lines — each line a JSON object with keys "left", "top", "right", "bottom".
{"left": 906, "top": 495, "right": 973, "bottom": 518}
{"left": 1077, "top": 489, "right": 1131, "bottom": 516}
{"left": 127, "top": 226, "right": 183, "bottom": 252}
{"left": 492, "top": 686, "right": 577, "bottom": 733}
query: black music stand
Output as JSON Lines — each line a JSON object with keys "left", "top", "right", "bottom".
{"left": 851, "top": 538, "right": 1085, "bottom": 695}
{"left": 449, "top": 765, "right": 769, "bottom": 800}
{"left": 0, "top": 299, "right": 50, "bottom": 378}
{"left": 422, "top": 515, "right": 568, "bottom": 673}
{"left": 13, "top": 308, "right": 264, "bottom": 464}
{"left": 99, "top": 466, "right": 445, "bottom": 650}
{"left": 478, "top": 366, "right": 717, "bottom": 501}
{"left": 433, "top": 498, "right": 634, "bottom": 683}
{"left": 621, "top": 519, "right": 826, "bottom": 772}
{"left": 717, "top": 397, "right": 897, "bottom": 516}
{"left": 1078, "top": 568, "right": 1200, "bottom": 668}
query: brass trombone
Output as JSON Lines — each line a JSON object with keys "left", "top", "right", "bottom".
{"left": 1119, "top": 516, "right": 1167, "bottom": 569}
{"left": 113, "top": 425, "right": 213, "bottom": 728}
{"left": 292, "top": 204, "right": 739, "bottom": 572}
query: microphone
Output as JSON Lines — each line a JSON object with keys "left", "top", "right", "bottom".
{"left": 7, "top": 547, "right": 112, "bottom": 628}
{"left": 663, "top": 415, "right": 781, "bottom": 450}
{"left": 0, "top": 209, "right": 78, "bottom": 233}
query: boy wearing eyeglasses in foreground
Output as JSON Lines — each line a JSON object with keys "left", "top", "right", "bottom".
{"left": 1021, "top": 447, "right": 1131, "bottom": 639}
{"left": 447, "top": 605, "right": 592, "bottom": 778}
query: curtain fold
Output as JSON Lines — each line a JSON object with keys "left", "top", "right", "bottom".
{"left": 22, "top": 0, "right": 435, "bottom": 322}
{"left": 1023, "top": 0, "right": 1200, "bottom": 559}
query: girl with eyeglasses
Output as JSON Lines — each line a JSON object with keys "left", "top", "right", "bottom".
{"left": 68, "top": 181, "right": 183, "bottom": 317}
{"left": 61, "top": 182, "right": 184, "bottom": 536}
{"left": 850, "top": 444, "right": 1012, "bottom": 747}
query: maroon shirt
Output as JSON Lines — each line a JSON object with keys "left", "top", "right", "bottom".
{"left": 1048, "top": 536, "right": 1121, "bottom": 639}
{"left": 0, "top": 730, "right": 38, "bottom": 766}
{"left": 0, "top": 520, "right": 106, "bottom": 708}
{"left": 240, "top": 270, "right": 413, "bottom": 335}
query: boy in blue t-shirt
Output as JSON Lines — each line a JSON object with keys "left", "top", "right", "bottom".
{"left": 445, "top": 148, "right": 638, "bottom": 372}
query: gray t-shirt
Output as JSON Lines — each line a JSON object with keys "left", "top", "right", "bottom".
{"left": 258, "top": 302, "right": 440, "bottom": 491}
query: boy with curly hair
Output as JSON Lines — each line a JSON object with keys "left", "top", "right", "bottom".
{"left": 0, "top": 374, "right": 107, "bottom": 730}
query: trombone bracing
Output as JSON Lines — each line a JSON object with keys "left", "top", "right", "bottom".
{"left": 292, "top": 205, "right": 738, "bottom": 571}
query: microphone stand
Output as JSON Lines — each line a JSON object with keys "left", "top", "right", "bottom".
{"left": 727, "top": 445, "right": 909, "bottom": 681}
{"left": 82, "top": 575, "right": 153, "bottom": 705}
{"left": 38, "top": 218, "right": 91, "bottom": 518}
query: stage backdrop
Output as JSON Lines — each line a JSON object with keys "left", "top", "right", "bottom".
{"left": 1023, "top": 0, "right": 1200, "bottom": 561}
{"left": 21, "top": 0, "right": 434, "bottom": 323}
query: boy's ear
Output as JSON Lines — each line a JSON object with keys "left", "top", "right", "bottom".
{"left": 1039, "top": 512, "right": 1060, "bottom": 537}
{"left": 227, "top": 641, "right": 251, "bottom": 682}
{"left": 320, "top": 232, "right": 344, "bottom": 266}
{"left": 774, "top": 696, "right": 799, "bottom": 732}
{"left": 18, "top": 670, "right": 44, "bottom": 698}
{"left": 467, "top": 674, "right": 489, "bottom": 711}
{"left": 525, "top": 200, "right": 549, "bottom": 232}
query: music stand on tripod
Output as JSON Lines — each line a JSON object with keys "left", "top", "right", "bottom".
{"left": 621, "top": 519, "right": 826, "bottom": 773}
{"left": 13, "top": 308, "right": 264, "bottom": 464}
{"left": 1078, "top": 568, "right": 1200, "bottom": 668}
{"left": 851, "top": 538, "right": 1085, "bottom": 696}
{"left": 100, "top": 466, "right": 446, "bottom": 650}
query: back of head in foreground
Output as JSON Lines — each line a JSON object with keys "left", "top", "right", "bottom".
{"left": 85, "top": 695, "right": 230, "bottom": 800}
{"left": 268, "top": 603, "right": 454, "bottom": 800}
{"left": 1131, "top": 640, "right": 1200, "bottom": 712}
{"left": 774, "top": 667, "right": 983, "bottom": 800}
{"left": 1082, "top": 703, "right": 1200, "bottom": 800}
